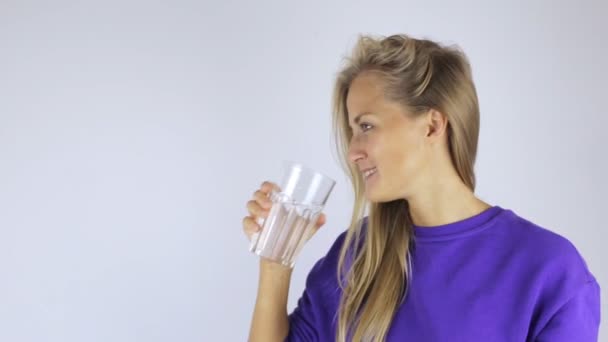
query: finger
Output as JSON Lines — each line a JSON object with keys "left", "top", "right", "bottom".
{"left": 260, "top": 181, "right": 281, "bottom": 194}
{"left": 315, "top": 213, "right": 326, "bottom": 229}
{"left": 246, "top": 200, "right": 269, "bottom": 218}
{"left": 253, "top": 190, "right": 273, "bottom": 209}
{"left": 242, "top": 216, "right": 261, "bottom": 238}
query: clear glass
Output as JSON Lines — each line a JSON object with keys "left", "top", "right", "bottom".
{"left": 249, "top": 160, "right": 336, "bottom": 268}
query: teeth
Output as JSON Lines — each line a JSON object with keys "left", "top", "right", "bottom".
{"left": 363, "top": 168, "right": 377, "bottom": 178}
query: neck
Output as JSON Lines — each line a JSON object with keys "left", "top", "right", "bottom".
{"left": 406, "top": 169, "right": 491, "bottom": 228}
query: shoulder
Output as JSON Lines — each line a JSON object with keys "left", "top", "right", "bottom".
{"left": 498, "top": 209, "right": 593, "bottom": 282}
{"left": 495, "top": 208, "right": 599, "bottom": 327}
{"left": 497, "top": 210, "right": 602, "bottom": 339}
{"left": 303, "top": 218, "right": 367, "bottom": 289}
{"left": 310, "top": 225, "right": 354, "bottom": 275}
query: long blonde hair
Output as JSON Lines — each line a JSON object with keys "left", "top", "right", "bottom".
{"left": 331, "top": 34, "right": 480, "bottom": 342}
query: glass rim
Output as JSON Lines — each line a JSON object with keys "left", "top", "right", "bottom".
{"left": 282, "top": 159, "right": 336, "bottom": 185}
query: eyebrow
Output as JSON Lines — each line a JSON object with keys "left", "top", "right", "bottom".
{"left": 349, "top": 112, "right": 373, "bottom": 128}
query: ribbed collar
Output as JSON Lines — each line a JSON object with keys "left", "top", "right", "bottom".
{"left": 413, "top": 206, "right": 508, "bottom": 242}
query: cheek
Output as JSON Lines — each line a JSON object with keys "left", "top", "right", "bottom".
{"left": 383, "top": 134, "right": 424, "bottom": 181}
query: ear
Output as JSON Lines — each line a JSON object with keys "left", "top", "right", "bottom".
{"left": 425, "top": 109, "right": 449, "bottom": 142}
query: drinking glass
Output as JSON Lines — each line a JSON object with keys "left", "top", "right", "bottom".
{"left": 249, "top": 160, "right": 336, "bottom": 268}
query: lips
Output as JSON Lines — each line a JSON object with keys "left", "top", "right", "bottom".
{"left": 363, "top": 167, "right": 377, "bottom": 179}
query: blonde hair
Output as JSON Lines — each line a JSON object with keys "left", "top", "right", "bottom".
{"left": 331, "top": 34, "right": 480, "bottom": 341}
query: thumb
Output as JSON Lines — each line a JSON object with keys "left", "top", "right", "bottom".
{"left": 314, "top": 213, "right": 326, "bottom": 229}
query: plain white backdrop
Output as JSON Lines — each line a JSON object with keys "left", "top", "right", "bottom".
{"left": 1, "top": 0, "right": 606, "bottom": 341}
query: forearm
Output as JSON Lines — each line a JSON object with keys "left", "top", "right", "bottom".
{"left": 248, "top": 258, "right": 293, "bottom": 342}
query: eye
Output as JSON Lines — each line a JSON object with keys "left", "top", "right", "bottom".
{"left": 359, "top": 123, "right": 373, "bottom": 132}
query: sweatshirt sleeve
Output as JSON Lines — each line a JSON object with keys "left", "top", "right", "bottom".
{"left": 284, "top": 230, "right": 350, "bottom": 342}
{"left": 534, "top": 279, "right": 601, "bottom": 341}
{"left": 284, "top": 256, "right": 326, "bottom": 342}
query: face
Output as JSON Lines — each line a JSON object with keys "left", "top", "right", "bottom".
{"left": 346, "top": 72, "right": 432, "bottom": 202}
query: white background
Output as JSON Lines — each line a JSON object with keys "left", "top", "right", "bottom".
{"left": 1, "top": 0, "right": 606, "bottom": 341}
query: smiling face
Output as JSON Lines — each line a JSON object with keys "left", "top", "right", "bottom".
{"left": 346, "top": 71, "right": 433, "bottom": 203}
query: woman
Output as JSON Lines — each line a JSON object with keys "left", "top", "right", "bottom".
{"left": 244, "top": 34, "right": 601, "bottom": 341}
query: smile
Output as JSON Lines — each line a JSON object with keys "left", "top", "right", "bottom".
{"left": 364, "top": 168, "right": 378, "bottom": 180}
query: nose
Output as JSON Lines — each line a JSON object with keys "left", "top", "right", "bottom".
{"left": 348, "top": 136, "right": 366, "bottom": 164}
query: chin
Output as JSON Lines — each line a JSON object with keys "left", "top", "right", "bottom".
{"left": 365, "top": 185, "right": 404, "bottom": 203}
{"left": 365, "top": 188, "right": 392, "bottom": 203}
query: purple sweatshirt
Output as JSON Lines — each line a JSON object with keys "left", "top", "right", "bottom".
{"left": 286, "top": 206, "right": 601, "bottom": 341}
